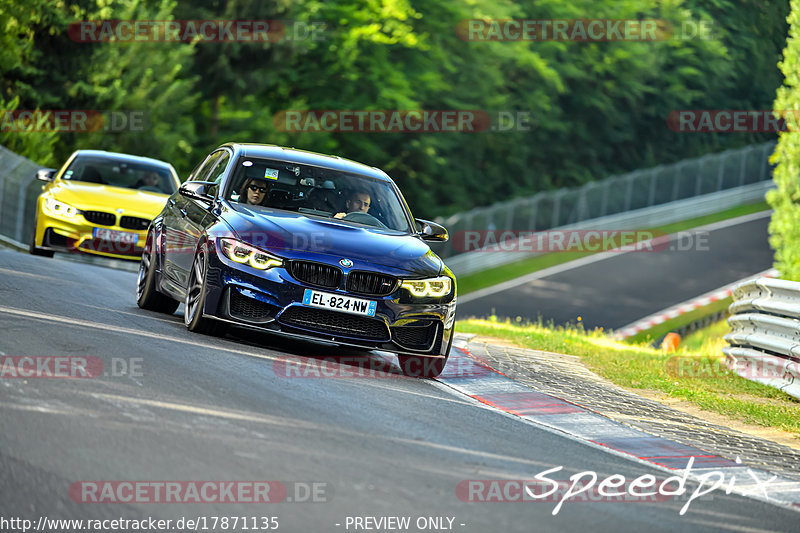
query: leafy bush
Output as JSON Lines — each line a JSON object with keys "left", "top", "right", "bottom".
{"left": 768, "top": 0, "right": 800, "bottom": 280}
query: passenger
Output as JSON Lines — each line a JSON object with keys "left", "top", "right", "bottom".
{"left": 241, "top": 177, "right": 270, "bottom": 206}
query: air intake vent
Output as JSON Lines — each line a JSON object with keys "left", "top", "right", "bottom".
{"left": 280, "top": 306, "right": 389, "bottom": 341}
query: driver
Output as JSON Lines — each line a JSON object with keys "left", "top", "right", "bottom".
{"left": 135, "top": 171, "right": 161, "bottom": 190}
{"left": 334, "top": 189, "right": 371, "bottom": 219}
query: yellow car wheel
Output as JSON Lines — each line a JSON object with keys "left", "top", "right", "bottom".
{"left": 29, "top": 215, "right": 54, "bottom": 258}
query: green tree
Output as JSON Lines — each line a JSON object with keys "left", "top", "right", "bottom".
{"left": 768, "top": 0, "right": 800, "bottom": 280}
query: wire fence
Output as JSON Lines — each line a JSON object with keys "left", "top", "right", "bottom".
{"left": 0, "top": 145, "right": 44, "bottom": 247}
{"left": 433, "top": 142, "right": 776, "bottom": 259}
{"left": 0, "top": 142, "right": 777, "bottom": 256}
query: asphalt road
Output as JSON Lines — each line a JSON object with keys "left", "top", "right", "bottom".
{"left": 457, "top": 213, "right": 773, "bottom": 330}
{"left": 0, "top": 247, "right": 796, "bottom": 532}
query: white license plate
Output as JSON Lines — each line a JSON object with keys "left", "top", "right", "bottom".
{"left": 93, "top": 228, "right": 138, "bottom": 244}
{"left": 302, "top": 289, "right": 376, "bottom": 317}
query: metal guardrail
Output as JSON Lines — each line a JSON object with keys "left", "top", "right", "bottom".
{"left": 724, "top": 277, "right": 800, "bottom": 400}
{"left": 433, "top": 141, "right": 775, "bottom": 260}
{"left": 0, "top": 145, "right": 42, "bottom": 247}
{"left": 445, "top": 181, "right": 774, "bottom": 277}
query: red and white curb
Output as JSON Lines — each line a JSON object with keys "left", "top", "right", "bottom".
{"left": 613, "top": 268, "right": 778, "bottom": 339}
{"left": 431, "top": 339, "right": 800, "bottom": 510}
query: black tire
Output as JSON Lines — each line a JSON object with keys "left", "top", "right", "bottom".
{"left": 29, "top": 217, "right": 54, "bottom": 257}
{"left": 137, "top": 230, "right": 179, "bottom": 314}
{"left": 185, "top": 246, "right": 226, "bottom": 336}
{"left": 397, "top": 333, "right": 453, "bottom": 378}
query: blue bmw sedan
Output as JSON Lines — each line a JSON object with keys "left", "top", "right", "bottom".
{"left": 136, "top": 143, "right": 456, "bottom": 377}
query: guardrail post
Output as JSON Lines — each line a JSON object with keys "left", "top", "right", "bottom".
{"left": 551, "top": 189, "right": 564, "bottom": 228}
{"left": 739, "top": 148, "right": 749, "bottom": 186}
{"left": 15, "top": 176, "right": 32, "bottom": 242}
{"left": 600, "top": 179, "right": 610, "bottom": 216}
{"left": 528, "top": 193, "right": 542, "bottom": 230}
{"left": 672, "top": 162, "right": 685, "bottom": 201}
{"left": 624, "top": 174, "right": 634, "bottom": 211}
{"left": 0, "top": 175, "right": 5, "bottom": 227}
{"left": 760, "top": 143, "right": 773, "bottom": 180}
{"left": 504, "top": 200, "right": 515, "bottom": 231}
{"left": 716, "top": 154, "right": 726, "bottom": 191}
{"left": 696, "top": 155, "right": 710, "bottom": 196}
{"left": 647, "top": 167, "right": 659, "bottom": 206}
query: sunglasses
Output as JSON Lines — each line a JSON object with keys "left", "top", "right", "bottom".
{"left": 248, "top": 184, "right": 267, "bottom": 193}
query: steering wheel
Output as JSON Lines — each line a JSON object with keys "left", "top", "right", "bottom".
{"left": 342, "top": 212, "right": 388, "bottom": 228}
{"left": 138, "top": 186, "right": 162, "bottom": 193}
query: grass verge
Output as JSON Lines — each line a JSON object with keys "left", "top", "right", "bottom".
{"left": 457, "top": 201, "right": 769, "bottom": 295}
{"left": 456, "top": 317, "right": 800, "bottom": 437}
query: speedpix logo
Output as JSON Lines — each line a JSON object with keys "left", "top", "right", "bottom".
{"left": 457, "top": 457, "right": 777, "bottom": 516}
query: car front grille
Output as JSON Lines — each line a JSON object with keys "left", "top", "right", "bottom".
{"left": 120, "top": 216, "right": 150, "bottom": 230}
{"left": 391, "top": 321, "right": 439, "bottom": 351}
{"left": 229, "top": 289, "right": 275, "bottom": 322}
{"left": 83, "top": 210, "right": 116, "bottom": 226}
{"left": 346, "top": 271, "right": 398, "bottom": 296}
{"left": 288, "top": 261, "right": 342, "bottom": 289}
{"left": 280, "top": 306, "right": 389, "bottom": 341}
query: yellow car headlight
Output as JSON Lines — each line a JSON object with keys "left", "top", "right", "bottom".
{"left": 401, "top": 276, "right": 452, "bottom": 298}
{"left": 219, "top": 238, "right": 282, "bottom": 270}
{"left": 43, "top": 198, "right": 80, "bottom": 218}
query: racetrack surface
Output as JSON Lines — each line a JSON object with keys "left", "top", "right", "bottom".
{"left": 457, "top": 213, "right": 773, "bottom": 330}
{"left": 0, "top": 248, "right": 797, "bottom": 532}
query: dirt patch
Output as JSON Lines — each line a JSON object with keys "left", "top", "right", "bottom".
{"left": 630, "top": 388, "right": 800, "bottom": 452}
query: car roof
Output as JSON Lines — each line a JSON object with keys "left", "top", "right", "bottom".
{"left": 223, "top": 143, "right": 393, "bottom": 182}
{"left": 71, "top": 149, "right": 174, "bottom": 169}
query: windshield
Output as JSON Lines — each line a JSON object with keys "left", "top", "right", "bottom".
{"left": 226, "top": 157, "right": 413, "bottom": 233}
{"left": 63, "top": 156, "right": 178, "bottom": 194}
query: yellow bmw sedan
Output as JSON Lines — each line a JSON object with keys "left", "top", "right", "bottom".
{"left": 30, "top": 149, "right": 180, "bottom": 260}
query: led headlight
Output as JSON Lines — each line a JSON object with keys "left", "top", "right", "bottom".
{"left": 219, "top": 238, "right": 282, "bottom": 270}
{"left": 43, "top": 198, "right": 80, "bottom": 218}
{"left": 401, "top": 276, "right": 452, "bottom": 298}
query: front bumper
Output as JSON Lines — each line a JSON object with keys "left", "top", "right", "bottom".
{"left": 202, "top": 247, "right": 456, "bottom": 357}
{"left": 35, "top": 210, "right": 147, "bottom": 260}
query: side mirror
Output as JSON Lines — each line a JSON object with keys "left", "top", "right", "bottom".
{"left": 416, "top": 218, "right": 449, "bottom": 242}
{"left": 179, "top": 181, "right": 215, "bottom": 204}
{"left": 36, "top": 168, "right": 56, "bottom": 182}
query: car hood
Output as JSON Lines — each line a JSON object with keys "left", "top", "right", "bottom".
{"left": 222, "top": 204, "right": 443, "bottom": 276}
{"left": 50, "top": 180, "right": 171, "bottom": 218}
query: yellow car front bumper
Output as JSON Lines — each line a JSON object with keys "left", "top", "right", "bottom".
{"left": 34, "top": 209, "right": 148, "bottom": 261}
